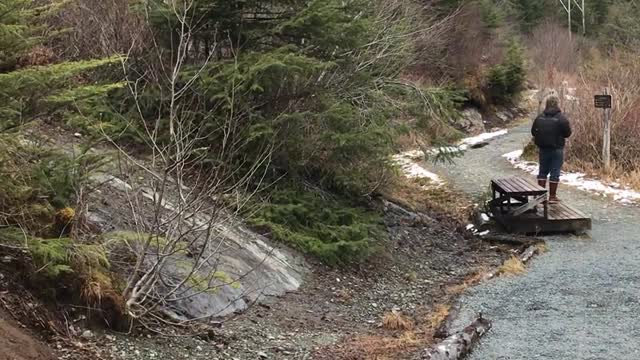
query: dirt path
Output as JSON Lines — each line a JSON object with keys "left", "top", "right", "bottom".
{"left": 430, "top": 121, "right": 640, "bottom": 359}
{"left": 0, "top": 309, "right": 56, "bottom": 360}
{"left": 85, "top": 194, "right": 511, "bottom": 360}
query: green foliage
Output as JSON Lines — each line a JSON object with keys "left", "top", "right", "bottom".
{"left": 0, "top": 0, "right": 37, "bottom": 70}
{"left": 0, "top": 134, "right": 107, "bottom": 231}
{"left": 409, "top": 86, "right": 466, "bottom": 130}
{"left": 599, "top": 1, "right": 640, "bottom": 50}
{"left": 479, "top": 0, "right": 503, "bottom": 28}
{"left": 0, "top": 0, "right": 123, "bottom": 134}
{"left": 248, "top": 189, "right": 383, "bottom": 265}
{"left": 487, "top": 40, "right": 526, "bottom": 104}
{"left": 277, "top": 0, "right": 370, "bottom": 56}
{"left": 34, "top": 148, "right": 108, "bottom": 209}
{"left": 0, "top": 57, "right": 121, "bottom": 131}
{"left": 511, "top": 0, "right": 550, "bottom": 33}
{"left": 187, "top": 271, "right": 241, "bottom": 293}
{"left": 0, "top": 227, "right": 109, "bottom": 279}
{"left": 129, "top": 0, "right": 431, "bottom": 196}
{"left": 587, "top": 0, "right": 611, "bottom": 32}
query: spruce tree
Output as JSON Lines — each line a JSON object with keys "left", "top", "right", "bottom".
{"left": 135, "top": 0, "right": 415, "bottom": 195}
{"left": 0, "top": 0, "right": 120, "bottom": 131}
{"left": 512, "top": 0, "right": 547, "bottom": 32}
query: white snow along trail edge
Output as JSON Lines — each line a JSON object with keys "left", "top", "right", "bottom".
{"left": 503, "top": 150, "right": 640, "bottom": 204}
{"left": 392, "top": 152, "right": 444, "bottom": 186}
{"left": 393, "top": 129, "right": 509, "bottom": 187}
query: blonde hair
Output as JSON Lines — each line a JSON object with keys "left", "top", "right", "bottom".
{"left": 545, "top": 96, "right": 560, "bottom": 112}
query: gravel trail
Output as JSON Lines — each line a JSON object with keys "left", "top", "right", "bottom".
{"left": 431, "top": 122, "right": 640, "bottom": 360}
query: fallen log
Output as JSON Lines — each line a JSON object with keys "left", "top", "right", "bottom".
{"left": 520, "top": 245, "right": 537, "bottom": 264}
{"left": 424, "top": 315, "right": 491, "bottom": 360}
{"left": 382, "top": 199, "right": 437, "bottom": 225}
{"left": 434, "top": 301, "right": 460, "bottom": 339}
{"left": 483, "top": 245, "right": 539, "bottom": 281}
{"left": 480, "top": 234, "right": 542, "bottom": 246}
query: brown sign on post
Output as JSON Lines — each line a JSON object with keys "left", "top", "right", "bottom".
{"left": 594, "top": 94, "right": 612, "bottom": 108}
{"left": 597, "top": 90, "right": 612, "bottom": 172}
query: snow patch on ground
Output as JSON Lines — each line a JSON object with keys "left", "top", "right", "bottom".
{"left": 393, "top": 130, "right": 509, "bottom": 187}
{"left": 392, "top": 152, "right": 444, "bottom": 186}
{"left": 503, "top": 150, "right": 640, "bottom": 204}
{"left": 431, "top": 129, "right": 509, "bottom": 156}
{"left": 459, "top": 129, "right": 509, "bottom": 149}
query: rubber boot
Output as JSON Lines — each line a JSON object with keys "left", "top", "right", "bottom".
{"left": 537, "top": 179, "right": 548, "bottom": 211}
{"left": 549, "top": 181, "right": 560, "bottom": 203}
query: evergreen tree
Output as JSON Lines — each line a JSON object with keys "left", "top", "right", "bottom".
{"left": 512, "top": 0, "right": 549, "bottom": 32}
{"left": 133, "top": 0, "right": 422, "bottom": 195}
{"left": 0, "top": 0, "right": 37, "bottom": 71}
{"left": 487, "top": 40, "right": 526, "bottom": 103}
{"left": 600, "top": 0, "right": 640, "bottom": 49}
{"left": 0, "top": 0, "right": 120, "bottom": 132}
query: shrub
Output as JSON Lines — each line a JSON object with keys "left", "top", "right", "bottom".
{"left": 0, "top": 134, "right": 107, "bottom": 234}
{"left": 248, "top": 189, "right": 383, "bottom": 265}
{"left": 0, "top": 227, "right": 124, "bottom": 325}
{"left": 487, "top": 40, "right": 526, "bottom": 104}
{"left": 0, "top": 227, "right": 109, "bottom": 284}
{"left": 526, "top": 21, "right": 579, "bottom": 90}
{"left": 479, "top": 0, "right": 504, "bottom": 29}
{"left": 565, "top": 49, "right": 640, "bottom": 177}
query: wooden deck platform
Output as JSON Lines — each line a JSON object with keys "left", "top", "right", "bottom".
{"left": 490, "top": 176, "right": 592, "bottom": 235}
{"left": 492, "top": 202, "right": 592, "bottom": 234}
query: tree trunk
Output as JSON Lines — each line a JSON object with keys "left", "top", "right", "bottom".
{"left": 424, "top": 315, "right": 491, "bottom": 360}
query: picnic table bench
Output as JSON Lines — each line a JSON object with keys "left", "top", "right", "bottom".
{"left": 489, "top": 176, "right": 591, "bottom": 234}
{"left": 491, "top": 177, "right": 548, "bottom": 218}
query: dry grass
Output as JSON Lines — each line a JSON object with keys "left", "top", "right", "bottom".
{"left": 324, "top": 332, "right": 422, "bottom": 360}
{"left": 536, "top": 243, "right": 549, "bottom": 254}
{"left": 382, "top": 174, "right": 473, "bottom": 225}
{"left": 427, "top": 304, "right": 451, "bottom": 330}
{"left": 319, "top": 268, "right": 494, "bottom": 359}
{"left": 382, "top": 311, "right": 415, "bottom": 331}
{"left": 560, "top": 49, "right": 640, "bottom": 190}
{"left": 445, "top": 268, "right": 488, "bottom": 296}
{"left": 497, "top": 256, "right": 525, "bottom": 276}
{"left": 526, "top": 21, "right": 580, "bottom": 90}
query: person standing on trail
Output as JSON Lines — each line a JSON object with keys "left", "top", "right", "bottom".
{"left": 531, "top": 96, "right": 572, "bottom": 203}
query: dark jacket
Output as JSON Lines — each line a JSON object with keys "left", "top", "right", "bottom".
{"left": 531, "top": 108, "right": 572, "bottom": 149}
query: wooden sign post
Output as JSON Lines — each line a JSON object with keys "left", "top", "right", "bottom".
{"left": 595, "top": 90, "right": 612, "bottom": 172}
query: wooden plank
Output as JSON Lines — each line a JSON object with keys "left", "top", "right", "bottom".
{"left": 494, "top": 179, "right": 516, "bottom": 193}
{"left": 506, "top": 177, "right": 546, "bottom": 195}
{"left": 492, "top": 177, "right": 547, "bottom": 197}
{"left": 511, "top": 177, "right": 538, "bottom": 192}
{"left": 524, "top": 177, "right": 546, "bottom": 191}
{"left": 508, "top": 177, "right": 529, "bottom": 193}
{"left": 548, "top": 205, "right": 569, "bottom": 220}
{"left": 551, "top": 203, "right": 583, "bottom": 220}
{"left": 502, "top": 178, "right": 522, "bottom": 193}
{"left": 510, "top": 194, "right": 547, "bottom": 217}
{"left": 493, "top": 209, "right": 591, "bottom": 234}
{"left": 508, "top": 177, "right": 525, "bottom": 191}
{"left": 547, "top": 205, "right": 562, "bottom": 220}
{"left": 559, "top": 205, "right": 577, "bottom": 220}
{"left": 491, "top": 201, "right": 591, "bottom": 235}
{"left": 561, "top": 203, "right": 588, "bottom": 219}
{"left": 511, "top": 176, "right": 545, "bottom": 192}
{"left": 548, "top": 205, "right": 570, "bottom": 220}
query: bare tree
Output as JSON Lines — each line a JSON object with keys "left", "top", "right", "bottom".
{"left": 98, "top": 0, "right": 276, "bottom": 330}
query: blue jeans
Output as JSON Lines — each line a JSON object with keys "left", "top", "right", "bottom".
{"left": 538, "top": 148, "right": 564, "bottom": 182}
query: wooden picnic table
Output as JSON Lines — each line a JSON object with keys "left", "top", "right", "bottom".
{"left": 491, "top": 177, "right": 548, "bottom": 219}
{"left": 489, "top": 176, "right": 591, "bottom": 234}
